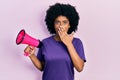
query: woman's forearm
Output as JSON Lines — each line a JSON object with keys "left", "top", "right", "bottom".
{"left": 29, "top": 54, "right": 44, "bottom": 71}
{"left": 24, "top": 45, "right": 44, "bottom": 71}
{"left": 66, "top": 43, "right": 84, "bottom": 72}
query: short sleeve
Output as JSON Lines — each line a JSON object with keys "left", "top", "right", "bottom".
{"left": 75, "top": 39, "right": 86, "bottom": 62}
{"left": 37, "top": 46, "right": 44, "bottom": 62}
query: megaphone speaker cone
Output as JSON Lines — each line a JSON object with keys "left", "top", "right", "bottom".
{"left": 16, "top": 29, "right": 25, "bottom": 45}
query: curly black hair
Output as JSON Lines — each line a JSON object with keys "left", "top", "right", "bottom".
{"left": 45, "top": 3, "right": 80, "bottom": 34}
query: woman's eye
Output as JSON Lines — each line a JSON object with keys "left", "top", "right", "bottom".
{"left": 63, "top": 21, "right": 67, "bottom": 24}
{"left": 54, "top": 21, "right": 60, "bottom": 25}
{"left": 54, "top": 20, "right": 69, "bottom": 26}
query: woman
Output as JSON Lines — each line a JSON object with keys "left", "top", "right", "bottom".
{"left": 24, "top": 3, "right": 86, "bottom": 80}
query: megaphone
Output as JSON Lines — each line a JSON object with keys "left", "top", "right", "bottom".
{"left": 16, "top": 29, "right": 42, "bottom": 56}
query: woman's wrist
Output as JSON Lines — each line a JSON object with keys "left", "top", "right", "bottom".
{"left": 66, "top": 42, "right": 73, "bottom": 47}
{"left": 29, "top": 53, "right": 35, "bottom": 57}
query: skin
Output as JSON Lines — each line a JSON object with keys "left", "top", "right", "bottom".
{"left": 24, "top": 15, "right": 85, "bottom": 72}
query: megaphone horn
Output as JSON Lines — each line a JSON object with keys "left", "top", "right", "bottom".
{"left": 16, "top": 29, "right": 42, "bottom": 48}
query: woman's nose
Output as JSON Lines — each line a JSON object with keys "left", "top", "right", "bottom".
{"left": 60, "top": 22, "right": 65, "bottom": 26}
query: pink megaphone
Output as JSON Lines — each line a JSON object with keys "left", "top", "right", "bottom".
{"left": 16, "top": 29, "right": 42, "bottom": 56}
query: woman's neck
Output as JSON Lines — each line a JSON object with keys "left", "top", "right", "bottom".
{"left": 54, "top": 35, "right": 61, "bottom": 41}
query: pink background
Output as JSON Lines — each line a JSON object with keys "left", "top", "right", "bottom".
{"left": 0, "top": 0, "right": 120, "bottom": 80}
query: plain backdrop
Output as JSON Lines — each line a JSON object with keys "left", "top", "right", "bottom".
{"left": 0, "top": 0, "right": 120, "bottom": 80}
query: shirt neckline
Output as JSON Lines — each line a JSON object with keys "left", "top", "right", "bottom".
{"left": 51, "top": 35, "right": 63, "bottom": 43}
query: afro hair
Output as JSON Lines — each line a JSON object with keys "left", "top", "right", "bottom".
{"left": 45, "top": 3, "right": 80, "bottom": 34}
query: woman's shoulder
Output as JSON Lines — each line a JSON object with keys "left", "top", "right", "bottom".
{"left": 73, "top": 37, "right": 82, "bottom": 42}
{"left": 73, "top": 37, "right": 83, "bottom": 45}
{"left": 41, "top": 36, "right": 53, "bottom": 42}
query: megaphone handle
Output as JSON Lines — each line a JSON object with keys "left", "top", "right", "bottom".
{"left": 23, "top": 45, "right": 34, "bottom": 57}
{"left": 24, "top": 52, "right": 30, "bottom": 56}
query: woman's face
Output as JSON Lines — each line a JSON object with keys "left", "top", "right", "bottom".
{"left": 54, "top": 15, "right": 70, "bottom": 35}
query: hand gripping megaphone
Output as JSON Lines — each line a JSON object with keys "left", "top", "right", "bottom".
{"left": 16, "top": 29, "right": 42, "bottom": 56}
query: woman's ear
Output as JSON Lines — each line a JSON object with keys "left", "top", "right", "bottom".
{"left": 69, "top": 26, "right": 70, "bottom": 28}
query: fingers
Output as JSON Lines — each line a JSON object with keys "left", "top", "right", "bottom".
{"left": 69, "top": 31, "right": 74, "bottom": 37}
{"left": 58, "top": 26, "right": 67, "bottom": 37}
{"left": 24, "top": 45, "right": 35, "bottom": 56}
{"left": 58, "top": 26, "right": 74, "bottom": 37}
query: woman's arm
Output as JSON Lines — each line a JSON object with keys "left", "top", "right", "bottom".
{"left": 24, "top": 45, "right": 44, "bottom": 71}
{"left": 58, "top": 27, "right": 85, "bottom": 72}
{"left": 66, "top": 43, "right": 84, "bottom": 72}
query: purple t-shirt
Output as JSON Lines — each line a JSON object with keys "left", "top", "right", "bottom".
{"left": 37, "top": 36, "right": 86, "bottom": 80}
